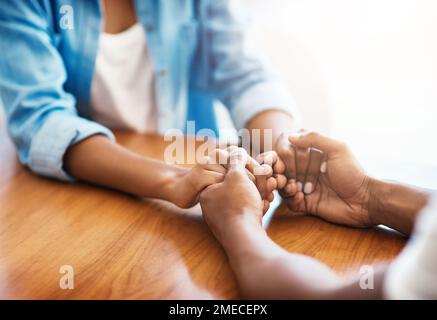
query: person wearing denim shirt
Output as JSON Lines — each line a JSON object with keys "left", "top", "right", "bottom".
{"left": 0, "top": 0, "right": 304, "bottom": 209}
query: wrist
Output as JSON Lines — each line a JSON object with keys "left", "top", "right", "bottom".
{"left": 367, "top": 177, "right": 429, "bottom": 234}
{"left": 367, "top": 178, "right": 387, "bottom": 226}
{"left": 223, "top": 214, "right": 284, "bottom": 272}
{"left": 218, "top": 211, "right": 266, "bottom": 255}
{"left": 152, "top": 164, "right": 189, "bottom": 202}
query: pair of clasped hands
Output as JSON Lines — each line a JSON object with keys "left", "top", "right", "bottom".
{"left": 188, "top": 131, "right": 373, "bottom": 241}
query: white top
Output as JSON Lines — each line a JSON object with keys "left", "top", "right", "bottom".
{"left": 384, "top": 194, "right": 437, "bottom": 299}
{"left": 91, "top": 22, "right": 157, "bottom": 133}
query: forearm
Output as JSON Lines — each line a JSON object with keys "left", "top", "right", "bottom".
{"left": 63, "top": 135, "right": 186, "bottom": 200}
{"left": 219, "top": 215, "right": 347, "bottom": 299}
{"left": 368, "top": 178, "right": 430, "bottom": 235}
{"left": 245, "top": 110, "right": 297, "bottom": 154}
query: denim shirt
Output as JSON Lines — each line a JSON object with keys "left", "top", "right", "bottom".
{"left": 0, "top": 0, "right": 298, "bottom": 181}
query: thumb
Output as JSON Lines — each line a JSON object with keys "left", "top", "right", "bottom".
{"left": 288, "top": 131, "right": 345, "bottom": 153}
{"left": 228, "top": 148, "right": 248, "bottom": 173}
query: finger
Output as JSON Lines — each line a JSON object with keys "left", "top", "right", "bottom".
{"left": 255, "top": 151, "right": 275, "bottom": 167}
{"left": 225, "top": 146, "right": 267, "bottom": 176}
{"left": 285, "top": 191, "right": 305, "bottom": 212}
{"left": 265, "top": 177, "right": 277, "bottom": 200}
{"left": 204, "top": 164, "right": 227, "bottom": 175}
{"left": 273, "top": 156, "right": 286, "bottom": 175}
{"left": 266, "top": 191, "right": 274, "bottom": 203}
{"left": 207, "top": 148, "right": 229, "bottom": 166}
{"left": 263, "top": 200, "right": 270, "bottom": 215}
{"left": 259, "top": 163, "right": 273, "bottom": 177}
{"left": 274, "top": 173, "right": 287, "bottom": 190}
{"left": 278, "top": 179, "right": 296, "bottom": 199}
{"left": 254, "top": 166, "right": 275, "bottom": 200}
{"left": 256, "top": 151, "right": 286, "bottom": 175}
{"left": 283, "top": 179, "right": 297, "bottom": 197}
{"left": 199, "top": 171, "right": 225, "bottom": 189}
{"left": 198, "top": 158, "right": 227, "bottom": 174}
{"left": 319, "top": 150, "right": 328, "bottom": 174}
{"left": 276, "top": 136, "right": 297, "bottom": 180}
{"left": 320, "top": 160, "right": 327, "bottom": 173}
{"left": 228, "top": 148, "right": 248, "bottom": 172}
{"left": 303, "top": 147, "right": 323, "bottom": 195}
{"left": 289, "top": 131, "right": 346, "bottom": 154}
{"left": 225, "top": 145, "right": 240, "bottom": 169}
{"left": 246, "top": 155, "right": 271, "bottom": 176}
{"left": 295, "top": 146, "right": 311, "bottom": 192}
{"left": 255, "top": 175, "right": 269, "bottom": 199}
{"left": 246, "top": 169, "right": 256, "bottom": 182}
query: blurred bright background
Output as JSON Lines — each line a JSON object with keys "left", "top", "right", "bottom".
{"left": 228, "top": 0, "right": 437, "bottom": 188}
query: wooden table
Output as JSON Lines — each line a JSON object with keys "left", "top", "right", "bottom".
{"left": 0, "top": 126, "right": 406, "bottom": 299}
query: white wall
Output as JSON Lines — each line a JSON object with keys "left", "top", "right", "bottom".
{"left": 241, "top": 0, "right": 437, "bottom": 171}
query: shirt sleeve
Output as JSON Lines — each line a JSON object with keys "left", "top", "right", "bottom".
{"left": 0, "top": 1, "right": 114, "bottom": 181}
{"left": 200, "top": 0, "right": 301, "bottom": 129}
{"left": 383, "top": 195, "right": 437, "bottom": 299}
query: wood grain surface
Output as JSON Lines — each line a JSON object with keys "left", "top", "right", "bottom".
{"left": 0, "top": 127, "right": 406, "bottom": 299}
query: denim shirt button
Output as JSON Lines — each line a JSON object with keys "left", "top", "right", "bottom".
{"left": 146, "top": 24, "right": 154, "bottom": 32}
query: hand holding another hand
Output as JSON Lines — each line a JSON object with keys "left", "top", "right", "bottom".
{"left": 284, "top": 132, "right": 373, "bottom": 227}
{"left": 170, "top": 147, "right": 280, "bottom": 211}
{"left": 200, "top": 148, "right": 266, "bottom": 243}
{"left": 197, "top": 131, "right": 374, "bottom": 235}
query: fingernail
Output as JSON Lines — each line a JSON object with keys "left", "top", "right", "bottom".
{"left": 297, "top": 181, "right": 303, "bottom": 192}
{"left": 304, "top": 182, "right": 313, "bottom": 194}
{"left": 320, "top": 161, "right": 327, "bottom": 173}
